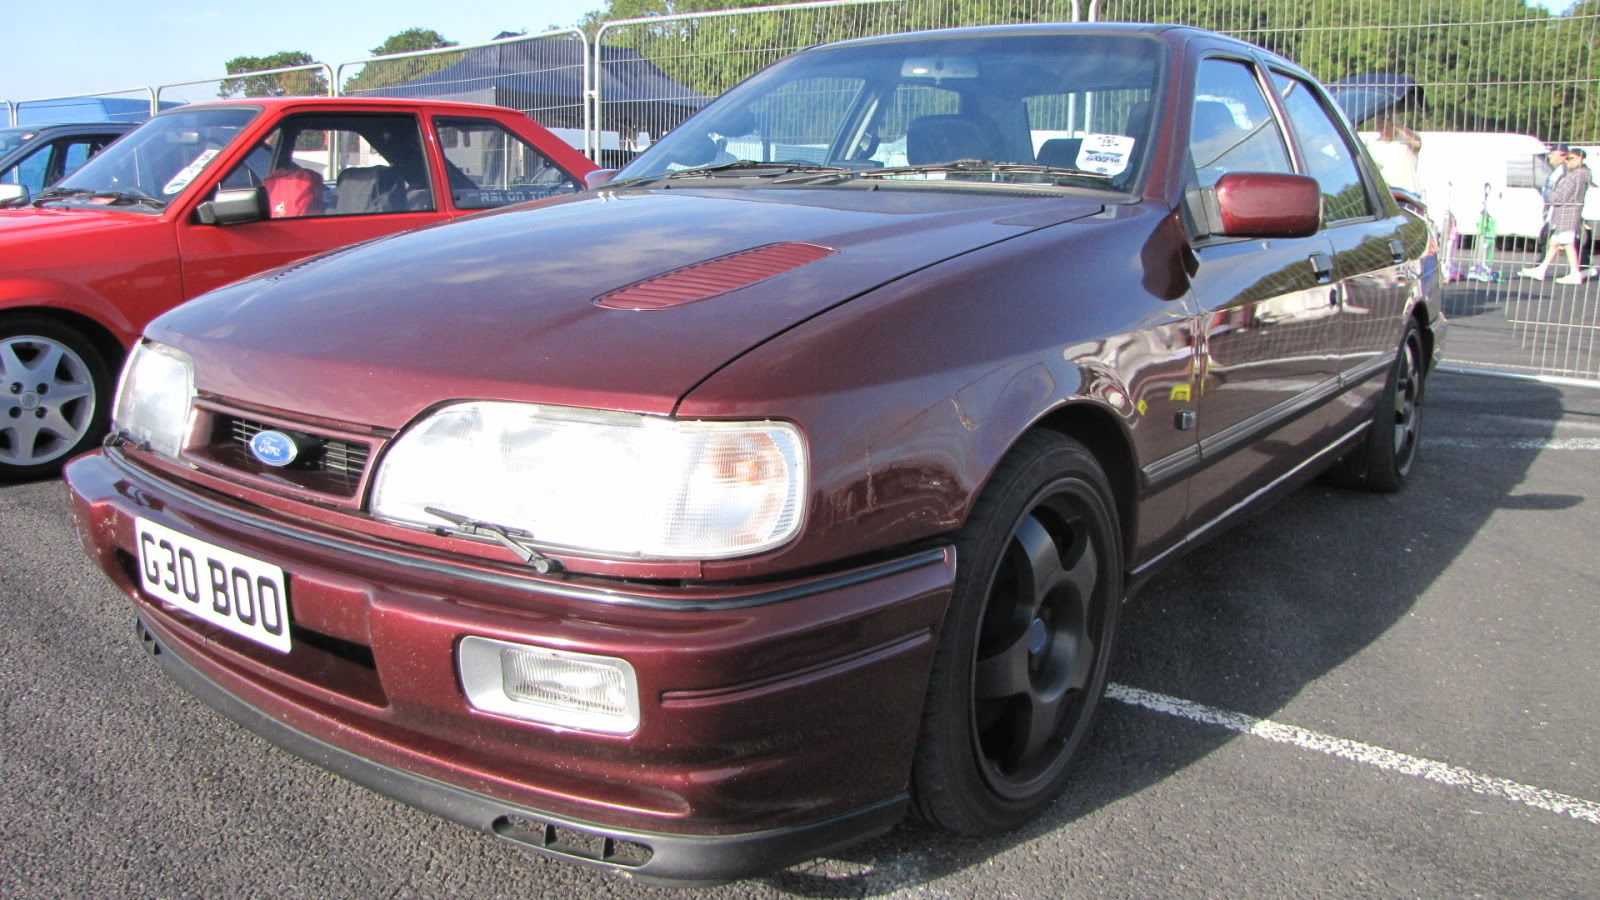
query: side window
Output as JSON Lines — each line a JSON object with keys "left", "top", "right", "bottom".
{"left": 216, "top": 114, "right": 434, "bottom": 219}
{"left": 58, "top": 140, "right": 96, "bottom": 182}
{"left": 1270, "top": 72, "right": 1372, "bottom": 222}
{"left": 434, "top": 117, "right": 579, "bottom": 210}
{"left": 1189, "top": 59, "right": 1293, "bottom": 188}
{"left": 12, "top": 145, "right": 53, "bottom": 193}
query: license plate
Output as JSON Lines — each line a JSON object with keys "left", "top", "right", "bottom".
{"left": 135, "top": 516, "right": 291, "bottom": 653}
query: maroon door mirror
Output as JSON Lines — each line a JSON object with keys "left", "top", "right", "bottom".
{"left": 1212, "top": 172, "right": 1321, "bottom": 238}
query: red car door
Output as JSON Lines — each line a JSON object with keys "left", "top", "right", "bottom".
{"left": 176, "top": 111, "right": 450, "bottom": 299}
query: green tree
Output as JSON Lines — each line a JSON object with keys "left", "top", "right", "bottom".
{"left": 341, "top": 28, "right": 461, "bottom": 94}
{"left": 218, "top": 51, "right": 328, "bottom": 98}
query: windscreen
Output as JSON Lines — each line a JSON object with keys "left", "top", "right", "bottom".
{"left": 618, "top": 32, "right": 1163, "bottom": 191}
{"left": 46, "top": 107, "right": 260, "bottom": 212}
{"left": 0, "top": 129, "right": 38, "bottom": 154}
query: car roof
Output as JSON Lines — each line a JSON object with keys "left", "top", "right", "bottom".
{"left": 813, "top": 21, "right": 1290, "bottom": 67}
{"left": 152, "top": 95, "right": 536, "bottom": 117}
{"left": 1, "top": 122, "right": 138, "bottom": 134}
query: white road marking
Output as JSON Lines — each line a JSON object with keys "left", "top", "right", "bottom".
{"left": 1463, "top": 414, "right": 1600, "bottom": 433}
{"left": 1427, "top": 436, "right": 1600, "bottom": 450}
{"left": 1106, "top": 683, "right": 1600, "bottom": 826}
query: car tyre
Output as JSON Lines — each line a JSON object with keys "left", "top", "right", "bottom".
{"left": 910, "top": 430, "right": 1122, "bottom": 834}
{"left": 1326, "top": 317, "right": 1426, "bottom": 493}
{"left": 0, "top": 316, "right": 113, "bottom": 480}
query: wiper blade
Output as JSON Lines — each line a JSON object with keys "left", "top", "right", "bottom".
{"left": 34, "top": 188, "right": 166, "bottom": 209}
{"left": 784, "top": 158, "right": 1113, "bottom": 185}
{"left": 608, "top": 159, "right": 854, "bottom": 188}
{"left": 424, "top": 506, "right": 562, "bottom": 574}
{"left": 31, "top": 187, "right": 94, "bottom": 203}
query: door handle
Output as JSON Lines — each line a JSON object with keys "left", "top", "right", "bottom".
{"left": 1309, "top": 252, "right": 1334, "bottom": 283}
{"left": 1389, "top": 239, "right": 1406, "bottom": 264}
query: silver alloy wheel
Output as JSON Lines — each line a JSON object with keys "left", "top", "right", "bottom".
{"left": 0, "top": 334, "right": 98, "bottom": 467}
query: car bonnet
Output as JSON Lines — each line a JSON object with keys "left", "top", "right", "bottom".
{"left": 149, "top": 186, "right": 1104, "bottom": 428}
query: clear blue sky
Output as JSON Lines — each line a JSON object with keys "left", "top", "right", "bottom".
{"left": 2, "top": 0, "right": 605, "bottom": 101}
{"left": 0, "top": 0, "right": 1580, "bottom": 103}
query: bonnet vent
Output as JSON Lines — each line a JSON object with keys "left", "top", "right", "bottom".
{"left": 594, "top": 242, "right": 836, "bottom": 310}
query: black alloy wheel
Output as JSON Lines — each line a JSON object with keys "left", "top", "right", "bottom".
{"left": 911, "top": 431, "right": 1121, "bottom": 834}
{"left": 1327, "top": 317, "right": 1426, "bottom": 492}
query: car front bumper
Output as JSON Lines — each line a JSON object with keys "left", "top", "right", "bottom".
{"left": 65, "top": 448, "right": 955, "bottom": 884}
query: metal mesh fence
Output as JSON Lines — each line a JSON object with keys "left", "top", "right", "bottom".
{"left": 154, "top": 64, "right": 336, "bottom": 109}
{"left": 155, "top": 64, "right": 334, "bottom": 109}
{"left": 337, "top": 31, "right": 591, "bottom": 157}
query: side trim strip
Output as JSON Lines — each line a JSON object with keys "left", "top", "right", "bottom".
{"left": 1340, "top": 352, "right": 1394, "bottom": 387}
{"left": 1142, "top": 346, "right": 1398, "bottom": 492}
{"left": 1131, "top": 419, "right": 1369, "bottom": 579}
{"left": 106, "top": 449, "right": 950, "bottom": 613}
{"left": 1142, "top": 374, "right": 1342, "bottom": 491}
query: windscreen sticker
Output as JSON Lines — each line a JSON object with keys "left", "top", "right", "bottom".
{"left": 162, "top": 147, "right": 220, "bottom": 195}
{"left": 1076, "top": 133, "right": 1136, "bottom": 177}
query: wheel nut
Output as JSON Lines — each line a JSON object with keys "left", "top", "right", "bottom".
{"left": 35, "top": 408, "right": 46, "bottom": 418}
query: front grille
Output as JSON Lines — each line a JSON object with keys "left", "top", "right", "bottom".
{"left": 216, "top": 415, "right": 373, "bottom": 496}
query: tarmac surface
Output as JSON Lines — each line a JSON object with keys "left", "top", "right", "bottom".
{"left": 2, "top": 371, "right": 1596, "bottom": 898}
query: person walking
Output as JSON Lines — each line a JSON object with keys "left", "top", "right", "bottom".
{"left": 1521, "top": 147, "right": 1591, "bottom": 284}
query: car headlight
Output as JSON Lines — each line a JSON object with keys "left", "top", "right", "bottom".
{"left": 371, "top": 401, "right": 807, "bottom": 560}
{"left": 112, "top": 341, "right": 195, "bottom": 458}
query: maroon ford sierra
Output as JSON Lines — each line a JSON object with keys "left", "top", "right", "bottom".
{"left": 65, "top": 23, "right": 1442, "bottom": 885}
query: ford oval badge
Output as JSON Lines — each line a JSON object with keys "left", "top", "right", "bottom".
{"left": 249, "top": 430, "right": 299, "bottom": 467}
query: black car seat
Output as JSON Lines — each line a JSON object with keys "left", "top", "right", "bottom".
{"left": 905, "top": 114, "right": 1005, "bottom": 164}
{"left": 333, "top": 165, "right": 407, "bottom": 214}
{"left": 1036, "top": 138, "right": 1083, "bottom": 168}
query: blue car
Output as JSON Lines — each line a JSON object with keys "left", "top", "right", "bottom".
{"left": 0, "top": 122, "right": 136, "bottom": 203}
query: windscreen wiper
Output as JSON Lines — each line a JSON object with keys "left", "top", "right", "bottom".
{"left": 608, "top": 159, "right": 855, "bottom": 188}
{"left": 33, "top": 188, "right": 166, "bottom": 209}
{"left": 424, "top": 506, "right": 562, "bottom": 574}
{"left": 776, "top": 158, "right": 1115, "bottom": 185}
{"left": 31, "top": 187, "right": 95, "bottom": 203}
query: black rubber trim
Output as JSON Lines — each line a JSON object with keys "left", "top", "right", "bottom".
{"left": 134, "top": 616, "right": 908, "bottom": 887}
{"left": 104, "top": 446, "right": 948, "bottom": 613}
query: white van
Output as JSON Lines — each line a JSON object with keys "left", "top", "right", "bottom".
{"left": 1357, "top": 131, "right": 1549, "bottom": 238}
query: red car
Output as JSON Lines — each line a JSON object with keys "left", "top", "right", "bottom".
{"left": 66, "top": 24, "right": 1442, "bottom": 885}
{"left": 0, "top": 96, "right": 595, "bottom": 478}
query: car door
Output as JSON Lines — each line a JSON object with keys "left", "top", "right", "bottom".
{"left": 1182, "top": 56, "right": 1343, "bottom": 532}
{"left": 1268, "top": 69, "right": 1416, "bottom": 432}
{"left": 176, "top": 112, "right": 450, "bottom": 300}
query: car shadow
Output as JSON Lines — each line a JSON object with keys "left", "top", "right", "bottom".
{"left": 741, "top": 372, "right": 1568, "bottom": 897}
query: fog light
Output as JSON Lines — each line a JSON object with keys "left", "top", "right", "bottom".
{"left": 458, "top": 636, "right": 639, "bottom": 734}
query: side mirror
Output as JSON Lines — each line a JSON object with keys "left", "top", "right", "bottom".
{"left": 584, "top": 169, "right": 619, "bottom": 190}
{"left": 1204, "top": 172, "right": 1321, "bottom": 238}
{"left": 0, "top": 184, "right": 28, "bottom": 207}
{"left": 195, "top": 186, "right": 267, "bottom": 226}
